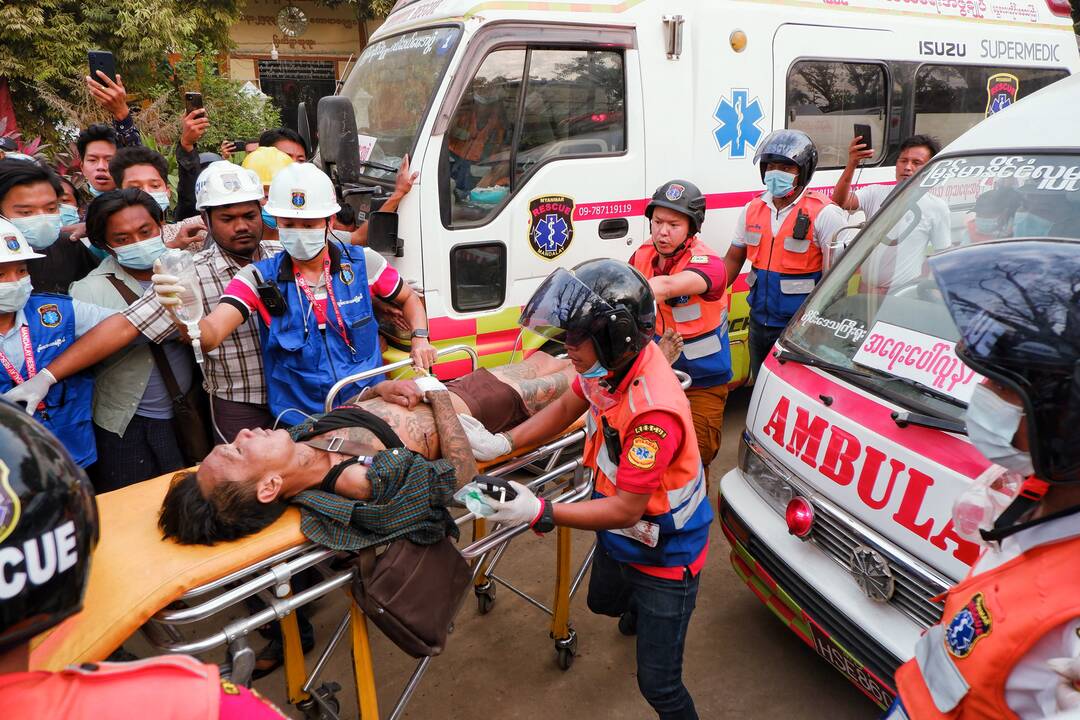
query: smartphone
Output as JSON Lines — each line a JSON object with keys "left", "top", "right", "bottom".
{"left": 184, "top": 92, "right": 204, "bottom": 115}
{"left": 230, "top": 139, "right": 252, "bottom": 151}
{"left": 88, "top": 50, "right": 117, "bottom": 85}
{"left": 854, "top": 123, "right": 873, "bottom": 152}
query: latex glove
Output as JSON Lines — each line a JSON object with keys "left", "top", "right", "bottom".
{"left": 1048, "top": 656, "right": 1080, "bottom": 711}
{"left": 413, "top": 374, "right": 446, "bottom": 401}
{"left": 3, "top": 369, "right": 56, "bottom": 415}
{"left": 458, "top": 414, "right": 511, "bottom": 461}
{"left": 487, "top": 480, "right": 543, "bottom": 526}
{"left": 151, "top": 272, "right": 185, "bottom": 308}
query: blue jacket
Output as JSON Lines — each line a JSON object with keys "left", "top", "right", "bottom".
{"left": 252, "top": 243, "right": 386, "bottom": 422}
{"left": 0, "top": 295, "right": 96, "bottom": 467}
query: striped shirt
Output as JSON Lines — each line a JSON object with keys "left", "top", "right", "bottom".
{"left": 123, "top": 239, "right": 282, "bottom": 405}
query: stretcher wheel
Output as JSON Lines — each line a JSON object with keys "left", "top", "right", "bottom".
{"left": 475, "top": 582, "right": 496, "bottom": 615}
{"left": 556, "top": 646, "right": 574, "bottom": 671}
{"left": 298, "top": 681, "right": 341, "bottom": 720}
{"left": 555, "top": 629, "right": 578, "bottom": 672}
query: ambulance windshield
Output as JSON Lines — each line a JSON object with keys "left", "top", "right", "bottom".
{"left": 782, "top": 152, "right": 1080, "bottom": 420}
{"left": 338, "top": 26, "right": 462, "bottom": 180}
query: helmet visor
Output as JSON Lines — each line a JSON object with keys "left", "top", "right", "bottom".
{"left": 518, "top": 268, "right": 616, "bottom": 345}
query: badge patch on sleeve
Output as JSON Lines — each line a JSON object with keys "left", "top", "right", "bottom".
{"left": 339, "top": 262, "right": 355, "bottom": 285}
{"left": 38, "top": 304, "right": 62, "bottom": 328}
{"left": 689, "top": 255, "right": 709, "bottom": 264}
{"left": 627, "top": 435, "right": 659, "bottom": 469}
{"left": 945, "top": 592, "right": 992, "bottom": 658}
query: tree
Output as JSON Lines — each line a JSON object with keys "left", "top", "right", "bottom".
{"left": 314, "top": 0, "right": 396, "bottom": 44}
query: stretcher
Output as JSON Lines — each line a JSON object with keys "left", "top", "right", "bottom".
{"left": 29, "top": 345, "right": 628, "bottom": 720}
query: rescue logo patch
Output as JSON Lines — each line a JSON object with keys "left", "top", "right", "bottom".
{"left": 220, "top": 173, "right": 241, "bottom": 193}
{"left": 627, "top": 436, "right": 659, "bottom": 470}
{"left": 665, "top": 183, "right": 686, "bottom": 202}
{"left": 945, "top": 592, "right": 993, "bottom": 658}
{"left": 528, "top": 194, "right": 575, "bottom": 260}
{"left": 4, "top": 234, "right": 20, "bottom": 254}
{"left": 339, "top": 262, "right": 355, "bottom": 285}
{"left": 291, "top": 190, "right": 306, "bottom": 208}
{"left": 985, "top": 73, "right": 1019, "bottom": 117}
{"left": 689, "top": 255, "right": 709, "bottom": 264}
{"left": 0, "top": 462, "right": 20, "bottom": 544}
{"left": 38, "top": 304, "right": 62, "bottom": 328}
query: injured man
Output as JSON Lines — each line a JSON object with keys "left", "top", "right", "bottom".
{"left": 159, "top": 351, "right": 579, "bottom": 545}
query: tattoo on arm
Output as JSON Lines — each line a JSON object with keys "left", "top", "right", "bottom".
{"left": 517, "top": 372, "right": 571, "bottom": 415}
{"left": 427, "top": 390, "right": 478, "bottom": 488}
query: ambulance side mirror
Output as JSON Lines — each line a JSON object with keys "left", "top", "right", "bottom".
{"left": 297, "top": 101, "right": 314, "bottom": 155}
{"left": 367, "top": 211, "right": 402, "bottom": 257}
{"left": 317, "top": 95, "right": 361, "bottom": 185}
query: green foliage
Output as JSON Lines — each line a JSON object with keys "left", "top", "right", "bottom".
{"left": 315, "top": 0, "right": 397, "bottom": 19}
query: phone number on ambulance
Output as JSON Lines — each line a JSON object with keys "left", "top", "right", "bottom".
{"left": 576, "top": 202, "right": 635, "bottom": 218}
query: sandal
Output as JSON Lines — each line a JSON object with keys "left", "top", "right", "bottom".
{"left": 251, "top": 636, "right": 316, "bottom": 680}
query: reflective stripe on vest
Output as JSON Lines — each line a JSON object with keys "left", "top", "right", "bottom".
{"left": 672, "top": 303, "right": 702, "bottom": 323}
{"left": 681, "top": 332, "right": 724, "bottom": 361}
{"left": 914, "top": 624, "right": 970, "bottom": 713}
{"left": 669, "top": 465, "right": 708, "bottom": 528}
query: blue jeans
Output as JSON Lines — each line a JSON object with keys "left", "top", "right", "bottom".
{"left": 587, "top": 545, "right": 701, "bottom": 720}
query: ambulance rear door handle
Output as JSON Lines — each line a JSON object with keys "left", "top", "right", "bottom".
{"left": 598, "top": 218, "right": 629, "bottom": 240}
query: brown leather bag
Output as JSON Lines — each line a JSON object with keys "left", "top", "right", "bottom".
{"left": 106, "top": 275, "right": 212, "bottom": 464}
{"left": 349, "top": 537, "right": 472, "bottom": 658}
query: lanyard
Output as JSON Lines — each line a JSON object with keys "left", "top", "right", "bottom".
{"left": 0, "top": 325, "right": 46, "bottom": 413}
{"left": 294, "top": 257, "right": 354, "bottom": 353}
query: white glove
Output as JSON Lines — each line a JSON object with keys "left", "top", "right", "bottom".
{"left": 458, "top": 414, "right": 512, "bottom": 461}
{"left": 413, "top": 374, "right": 446, "bottom": 401}
{"left": 1048, "top": 656, "right": 1080, "bottom": 711}
{"left": 487, "top": 480, "right": 542, "bottom": 526}
{"left": 2, "top": 369, "right": 57, "bottom": 415}
{"left": 151, "top": 272, "right": 185, "bottom": 308}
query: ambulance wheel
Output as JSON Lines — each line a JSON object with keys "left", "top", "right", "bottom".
{"left": 476, "top": 583, "right": 496, "bottom": 615}
{"left": 555, "top": 629, "right": 578, "bottom": 671}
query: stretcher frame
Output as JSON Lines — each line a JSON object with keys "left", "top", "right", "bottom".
{"left": 139, "top": 344, "right": 604, "bottom": 719}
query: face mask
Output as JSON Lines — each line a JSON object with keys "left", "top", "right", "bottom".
{"left": 11, "top": 214, "right": 62, "bottom": 250}
{"left": 963, "top": 383, "right": 1034, "bottom": 476}
{"left": 330, "top": 228, "right": 353, "bottom": 244}
{"left": 0, "top": 277, "right": 33, "bottom": 313}
{"left": 951, "top": 471, "right": 1023, "bottom": 543}
{"left": 279, "top": 227, "right": 327, "bottom": 261}
{"left": 114, "top": 235, "right": 167, "bottom": 270}
{"left": 86, "top": 184, "right": 104, "bottom": 198}
{"left": 581, "top": 376, "right": 618, "bottom": 411}
{"left": 261, "top": 209, "right": 278, "bottom": 230}
{"left": 764, "top": 169, "right": 797, "bottom": 198}
{"left": 580, "top": 360, "right": 608, "bottom": 379}
{"left": 60, "top": 203, "right": 80, "bottom": 226}
{"left": 1012, "top": 210, "right": 1053, "bottom": 238}
{"left": 973, "top": 217, "right": 1001, "bottom": 236}
{"left": 80, "top": 238, "right": 110, "bottom": 261}
{"left": 149, "top": 190, "right": 170, "bottom": 213}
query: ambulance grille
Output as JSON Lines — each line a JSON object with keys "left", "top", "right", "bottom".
{"left": 807, "top": 505, "right": 948, "bottom": 628}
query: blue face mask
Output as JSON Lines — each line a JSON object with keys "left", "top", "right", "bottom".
{"left": 261, "top": 209, "right": 278, "bottom": 230}
{"left": 580, "top": 360, "right": 608, "bottom": 379}
{"left": 86, "top": 184, "right": 104, "bottom": 198}
{"left": 60, "top": 203, "right": 81, "bottom": 226}
{"left": 114, "top": 235, "right": 167, "bottom": 270}
{"left": 1012, "top": 210, "right": 1053, "bottom": 238}
{"left": 149, "top": 190, "right": 170, "bottom": 213}
{"left": 764, "top": 169, "right": 797, "bottom": 198}
{"left": 11, "top": 214, "right": 62, "bottom": 250}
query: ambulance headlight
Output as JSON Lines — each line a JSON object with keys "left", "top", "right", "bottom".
{"left": 738, "top": 433, "right": 797, "bottom": 516}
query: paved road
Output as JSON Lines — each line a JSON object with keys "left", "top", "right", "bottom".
{"left": 143, "top": 389, "right": 878, "bottom": 719}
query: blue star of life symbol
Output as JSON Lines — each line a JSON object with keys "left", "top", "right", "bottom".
{"left": 713, "top": 89, "right": 765, "bottom": 158}
{"left": 534, "top": 213, "right": 569, "bottom": 252}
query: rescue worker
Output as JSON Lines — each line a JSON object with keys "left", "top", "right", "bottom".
{"left": 0, "top": 218, "right": 115, "bottom": 467}
{"left": 890, "top": 238, "right": 1080, "bottom": 719}
{"left": 722, "top": 130, "right": 847, "bottom": 378}
{"left": 0, "top": 401, "right": 286, "bottom": 718}
{"left": 467, "top": 260, "right": 711, "bottom": 719}
{"left": 154, "top": 162, "right": 437, "bottom": 422}
{"left": 631, "top": 180, "right": 731, "bottom": 474}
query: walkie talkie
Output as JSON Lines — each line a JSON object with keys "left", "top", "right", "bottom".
{"left": 792, "top": 209, "right": 811, "bottom": 242}
{"left": 253, "top": 267, "right": 287, "bottom": 317}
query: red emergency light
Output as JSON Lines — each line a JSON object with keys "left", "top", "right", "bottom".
{"left": 785, "top": 497, "right": 815, "bottom": 539}
{"left": 1045, "top": 0, "right": 1071, "bottom": 16}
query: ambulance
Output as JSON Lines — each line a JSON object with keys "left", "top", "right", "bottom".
{"left": 718, "top": 70, "right": 1080, "bottom": 707}
{"left": 314, "top": 0, "right": 1077, "bottom": 380}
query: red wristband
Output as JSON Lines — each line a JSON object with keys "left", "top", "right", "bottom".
{"left": 529, "top": 498, "right": 547, "bottom": 529}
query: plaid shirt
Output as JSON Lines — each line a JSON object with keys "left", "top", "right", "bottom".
{"left": 124, "top": 239, "right": 282, "bottom": 405}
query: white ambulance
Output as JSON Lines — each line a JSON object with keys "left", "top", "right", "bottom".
{"left": 315, "top": 0, "right": 1079, "bottom": 381}
{"left": 719, "top": 71, "right": 1080, "bottom": 708}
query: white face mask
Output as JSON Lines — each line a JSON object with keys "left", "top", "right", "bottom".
{"left": 149, "top": 190, "right": 171, "bottom": 213}
{"left": 329, "top": 228, "right": 353, "bottom": 244}
{"left": 963, "top": 383, "right": 1034, "bottom": 476}
{"left": 11, "top": 214, "right": 62, "bottom": 250}
{"left": 0, "top": 277, "right": 33, "bottom": 313}
{"left": 279, "top": 227, "right": 327, "bottom": 261}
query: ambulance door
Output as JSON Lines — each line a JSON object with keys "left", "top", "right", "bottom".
{"left": 419, "top": 24, "right": 645, "bottom": 364}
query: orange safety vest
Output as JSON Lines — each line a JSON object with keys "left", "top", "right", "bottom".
{"left": 2, "top": 655, "right": 221, "bottom": 720}
{"left": 743, "top": 191, "right": 831, "bottom": 275}
{"left": 631, "top": 236, "right": 730, "bottom": 341}
{"left": 447, "top": 109, "right": 505, "bottom": 162}
{"left": 894, "top": 533, "right": 1080, "bottom": 719}
{"left": 583, "top": 342, "right": 711, "bottom": 567}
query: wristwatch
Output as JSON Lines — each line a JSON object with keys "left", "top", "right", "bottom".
{"left": 531, "top": 498, "right": 556, "bottom": 534}
{"left": 411, "top": 328, "right": 430, "bottom": 339}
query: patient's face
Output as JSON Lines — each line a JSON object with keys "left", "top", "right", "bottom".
{"left": 197, "top": 428, "right": 295, "bottom": 497}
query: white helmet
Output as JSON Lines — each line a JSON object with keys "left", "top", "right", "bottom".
{"left": 0, "top": 218, "right": 45, "bottom": 262}
{"left": 264, "top": 163, "right": 341, "bottom": 219}
{"left": 195, "top": 161, "right": 264, "bottom": 211}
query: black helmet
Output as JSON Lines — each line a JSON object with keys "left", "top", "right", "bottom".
{"left": 519, "top": 260, "right": 656, "bottom": 371}
{"left": 753, "top": 129, "right": 818, "bottom": 187}
{"left": 929, "top": 239, "right": 1080, "bottom": 484}
{"left": 645, "top": 179, "right": 706, "bottom": 236}
{"left": 0, "top": 400, "right": 98, "bottom": 654}
{"left": 198, "top": 152, "right": 224, "bottom": 170}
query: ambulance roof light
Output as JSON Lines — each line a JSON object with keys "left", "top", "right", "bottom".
{"left": 1045, "top": 0, "right": 1071, "bottom": 16}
